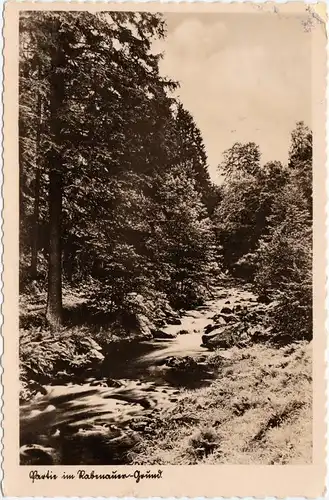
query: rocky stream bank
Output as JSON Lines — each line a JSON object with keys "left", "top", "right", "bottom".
{"left": 20, "top": 284, "right": 308, "bottom": 466}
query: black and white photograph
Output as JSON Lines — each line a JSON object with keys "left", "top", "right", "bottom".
{"left": 17, "top": 4, "right": 319, "bottom": 472}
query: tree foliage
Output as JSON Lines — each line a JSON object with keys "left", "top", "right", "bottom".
{"left": 20, "top": 11, "right": 312, "bottom": 342}
{"left": 214, "top": 122, "right": 312, "bottom": 340}
{"left": 255, "top": 123, "right": 312, "bottom": 340}
{"left": 19, "top": 11, "right": 217, "bottom": 328}
{"left": 214, "top": 142, "right": 287, "bottom": 275}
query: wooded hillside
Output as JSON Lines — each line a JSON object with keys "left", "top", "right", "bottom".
{"left": 20, "top": 10, "right": 312, "bottom": 352}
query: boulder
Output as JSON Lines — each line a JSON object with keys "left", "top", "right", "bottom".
{"left": 211, "top": 313, "right": 224, "bottom": 322}
{"left": 212, "top": 312, "right": 238, "bottom": 323}
{"left": 152, "top": 329, "right": 177, "bottom": 339}
{"left": 165, "top": 355, "right": 199, "bottom": 371}
{"left": 223, "top": 313, "right": 239, "bottom": 323}
{"left": 244, "top": 308, "right": 267, "bottom": 324}
{"left": 106, "top": 378, "right": 124, "bottom": 388}
{"left": 88, "top": 348, "right": 105, "bottom": 362}
{"left": 112, "top": 310, "right": 154, "bottom": 339}
{"left": 204, "top": 320, "right": 226, "bottom": 334}
{"left": 20, "top": 444, "right": 58, "bottom": 465}
{"left": 177, "top": 329, "right": 190, "bottom": 335}
{"left": 166, "top": 317, "right": 182, "bottom": 326}
{"left": 154, "top": 318, "right": 166, "bottom": 328}
{"left": 135, "top": 314, "right": 154, "bottom": 338}
{"left": 249, "top": 326, "right": 273, "bottom": 343}
{"left": 129, "top": 416, "right": 152, "bottom": 432}
{"left": 271, "top": 333, "right": 295, "bottom": 345}
{"left": 221, "top": 306, "right": 233, "bottom": 314}
{"left": 257, "top": 294, "right": 272, "bottom": 304}
{"left": 202, "top": 326, "right": 234, "bottom": 349}
{"left": 27, "top": 380, "right": 48, "bottom": 396}
{"left": 204, "top": 323, "right": 214, "bottom": 334}
{"left": 162, "top": 302, "right": 177, "bottom": 317}
{"left": 202, "top": 327, "right": 226, "bottom": 345}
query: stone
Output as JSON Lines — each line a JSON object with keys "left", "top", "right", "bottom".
{"left": 212, "top": 312, "right": 238, "bottom": 323}
{"left": 163, "top": 302, "right": 176, "bottom": 316}
{"left": 165, "top": 355, "right": 198, "bottom": 371}
{"left": 204, "top": 319, "right": 226, "bottom": 334}
{"left": 164, "top": 356, "right": 178, "bottom": 367}
{"left": 135, "top": 314, "right": 154, "bottom": 338}
{"left": 221, "top": 306, "right": 233, "bottom": 314}
{"left": 166, "top": 317, "right": 182, "bottom": 326}
{"left": 130, "top": 420, "right": 149, "bottom": 431}
{"left": 151, "top": 329, "right": 177, "bottom": 339}
{"left": 154, "top": 318, "right": 166, "bottom": 328}
{"left": 106, "top": 378, "right": 124, "bottom": 388}
{"left": 89, "top": 349, "right": 105, "bottom": 362}
{"left": 90, "top": 379, "right": 102, "bottom": 386}
{"left": 202, "top": 327, "right": 225, "bottom": 344}
{"left": 240, "top": 332, "right": 249, "bottom": 341}
{"left": 20, "top": 444, "right": 57, "bottom": 465}
{"left": 223, "top": 313, "right": 239, "bottom": 323}
{"left": 257, "top": 294, "right": 272, "bottom": 304}
{"left": 27, "top": 381, "right": 48, "bottom": 396}
{"left": 272, "top": 333, "right": 295, "bottom": 345}
{"left": 202, "top": 327, "right": 234, "bottom": 349}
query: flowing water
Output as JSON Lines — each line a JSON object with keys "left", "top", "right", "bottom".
{"left": 20, "top": 286, "right": 256, "bottom": 465}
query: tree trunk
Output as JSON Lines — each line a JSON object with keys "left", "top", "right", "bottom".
{"left": 30, "top": 88, "right": 43, "bottom": 279}
{"left": 30, "top": 168, "right": 40, "bottom": 279}
{"left": 46, "top": 32, "right": 65, "bottom": 329}
{"left": 46, "top": 169, "right": 63, "bottom": 329}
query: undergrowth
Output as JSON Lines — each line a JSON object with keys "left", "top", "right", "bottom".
{"left": 19, "top": 327, "right": 104, "bottom": 402}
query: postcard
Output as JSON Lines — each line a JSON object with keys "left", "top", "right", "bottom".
{"left": 3, "top": 1, "right": 327, "bottom": 496}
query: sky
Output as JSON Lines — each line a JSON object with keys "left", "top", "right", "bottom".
{"left": 153, "top": 12, "right": 312, "bottom": 183}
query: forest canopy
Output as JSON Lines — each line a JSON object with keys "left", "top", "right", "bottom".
{"left": 19, "top": 11, "right": 312, "bottom": 343}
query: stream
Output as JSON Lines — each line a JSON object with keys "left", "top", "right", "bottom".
{"left": 20, "top": 285, "right": 257, "bottom": 465}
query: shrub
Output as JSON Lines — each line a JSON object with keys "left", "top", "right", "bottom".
{"left": 254, "top": 182, "right": 312, "bottom": 341}
{"left": 187, "top": 427, "right": 220, "bottom": 458}
{"left": 20, "top": 327, "right": 104, "bottom": 392}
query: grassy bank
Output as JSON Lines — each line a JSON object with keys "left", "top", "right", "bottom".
{"left": 131, "top": 341, "right": 312, "bottom": 465}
